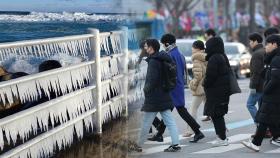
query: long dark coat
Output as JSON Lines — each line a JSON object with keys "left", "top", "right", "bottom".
{"left": 203, "top": 37, "right": 231, "bottom": 117}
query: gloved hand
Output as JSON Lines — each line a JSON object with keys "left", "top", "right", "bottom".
{"left": 250, "top": 88, "right": 256, "bottom": 94}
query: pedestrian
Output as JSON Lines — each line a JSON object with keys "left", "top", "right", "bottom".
{"left": 149, "top": 34, "right": 205, "bottom": 143}
{"left": 183, "top": 40, "right": 207, "bottom": 137}
{"left": 242, "top": 34, "right": 280, "bottom": 152}
{"left": 264, "top": 27, "right": 279, "bottom": 38}
{"left": 201, "top": 28, "right": 217, "bottom": 122}
{"left": 260, "top": 27, "right": 280, "bottom": 138}
{"left": 246, "top": 33, "right": 265, "bottom": 124}
{"left": 134, "top": 39, "right": 181, "bottom": 152}
{"left": 203, "top": 37, "right": 231, "bottom": 147}
{"left": 204, "top": 28, "right": 216, "bottom": 41}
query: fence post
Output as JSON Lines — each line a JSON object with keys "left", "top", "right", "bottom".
{"left": 121, "top": 27, "right": 129, "bottom": 117}
{"left": 88, "top": 28, "right": 102, "bottom": 134}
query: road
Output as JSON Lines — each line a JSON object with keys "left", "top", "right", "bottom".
{"left": 129, "top": 78, "right": 280, "bottom": 158}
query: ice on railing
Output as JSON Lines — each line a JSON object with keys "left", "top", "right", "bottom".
{"left": 101, "top": 83, "right": 111, "bottom": 103}
{"left": 102, "top": 101, "right": 111, "bottom": 124}
{"left": 110, "top": 99, "right": 123, "bottom": 119}
{"left": 100, "top": 59, "right": 110, "bottom": 80}
{"left": 128, "top": 81, "right": 145, "bottom": 104}
{"left": 100, "top": 34, "right": 110, "bottom": 55}
{"left": 0, "top": 64, "right": 92, "bottom": 106}
{"left": 109, "top": 57, "right": 119, "bottom": 76}
{"left": 110, "top": 34, "right": 122, "bottom": 54}
{"left": 0, "top": 89, "right": 94, "bottom": 149}
{"left": 0, "top": 38, "right": 91, "bottom": 61}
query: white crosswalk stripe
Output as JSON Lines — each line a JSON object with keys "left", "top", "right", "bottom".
{"left": 131, "top": 145, "right": 188, "bottom": 156}
{"left": 265, "top": 148, "right": 280, "bottom": 153}
{"left": 193, "top": 144, "right": 244, "bottom": 154}
{"left": 139, "top": 133, "right": 280, "bottom": 155}
{"left": 207, "top": 134, "right": 251, "bottom": 144}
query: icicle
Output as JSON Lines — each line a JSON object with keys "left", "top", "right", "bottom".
{"left": 0, "top": 127, "right": 4, "bottom": 151}
{"left": 109, "top": 58, "right": 119, "bottom": 76}
{"left": 75, "top": 120, "right": 84, "bottom": 139}
{"left": 83, "top": 115, "right": 93, "bottom": 132}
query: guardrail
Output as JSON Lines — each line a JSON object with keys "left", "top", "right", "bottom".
{"left": 0, "top": 27, "right": 145, "bottom": 158}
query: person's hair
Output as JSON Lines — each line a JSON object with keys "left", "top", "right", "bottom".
{"left": 264, "top": 27, "right": 279, "bottom": 38}
{"left": 248, "top": 33, "right": 263, "bottom": 43}
{"left": 160, "top": 33, "right": 176, "bottom": 45}
{"left": 266, "top": 34, "right": 280, "bottom": 47}
{"left": 205, "top": 29, "right": 216, "bottom": 37}
{"left": 192, "top": 40, "right": 205, "bottom": 50}
{"left": 145, "top": 39, "right": 160, "bottom": 52}
{"left": 39, "top": 60, "right": 62, "bottom": 72}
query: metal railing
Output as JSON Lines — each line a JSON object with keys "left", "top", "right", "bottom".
{"left": 0, "top": 27, "right": 144, "bottom": 158}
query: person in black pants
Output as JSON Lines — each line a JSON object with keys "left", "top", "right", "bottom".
{"left": 203, "top": 37, "right": 231, "bottom": 147}
{"left": 242, "top": 35, "right": 280, "bottom": 152}
{"left": 148, "top": 34, "right": 204, "bottom": 143}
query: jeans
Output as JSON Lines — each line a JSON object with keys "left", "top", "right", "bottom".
{"left": 253, "top": 123, "right": 280, "bottom": 146}
{"left": 212, "top": 116, "right": 226, "bottom": 140}
{"left": 246, "top": 92, "right": 262, "bottom": 122}
{"left": 152, "top": 106, "right": 201, "bottom": 136}
{"left": 138, "top": 110, "right": 179, "bottom": 146}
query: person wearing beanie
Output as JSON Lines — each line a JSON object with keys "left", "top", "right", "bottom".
{"left": 203, "top": 37, "right": 231, "bottom": 147}
{"left": 183, "top": 40, "right": 207, "bottom": 137}
{"left": 242, "top": 34, "right": 280, "bottom": 152}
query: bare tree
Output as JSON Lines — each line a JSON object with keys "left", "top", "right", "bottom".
{"left": 151, "top": 0, "right": 201, "bottom": 36}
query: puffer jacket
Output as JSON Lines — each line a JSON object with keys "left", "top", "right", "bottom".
{"left": 256, "top": 47, "right": 280, "bottom": 125}
{"left": 141, "top": 51, "right": 173, "bottom": 112}
{"left": 190, "top": 51, "right": 207, "bottom": 96}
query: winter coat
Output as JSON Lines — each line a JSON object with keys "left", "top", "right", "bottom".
{"left": 168, "top": 46, "right": 186, "bottom": 107}
{"left": 141, "top": 51, "right": 173, "bottom": 112}
{"left": 256, "top": 47, "right": 280, "bottom": 126}
{"left": 203, "top": 37, "right": 231, "bottom": 117}
{"left": 249, "top": 44, "right": 265, "bottom": 92}
{"left": 190, "top": 51, "right": 207, "bottom": 96}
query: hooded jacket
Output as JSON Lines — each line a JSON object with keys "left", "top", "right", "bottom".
{"left": 190, "top": 51, "right": 207, "bottom": 96}
{"left": 141, "top": 51, "right": 173, "bottom": 112}
{"left": 203, "top": 37, "right": 231, "bottom": 117}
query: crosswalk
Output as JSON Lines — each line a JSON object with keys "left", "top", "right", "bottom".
{"left": 135, "top": 133, "right": 280, "bottom": 156}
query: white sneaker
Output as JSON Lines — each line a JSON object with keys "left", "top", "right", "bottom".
{"left": 271, "top": 138, "right": 280, "bottom": 147}
{"left": 212, "top": 137, "right": 229, "bottom": 147}
{"left": 242, "top": 140, "right": 260, "bottom": 152}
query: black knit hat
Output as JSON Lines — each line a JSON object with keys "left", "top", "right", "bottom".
{"left": 192, "top": 40, "right": 205, "bottom": 50}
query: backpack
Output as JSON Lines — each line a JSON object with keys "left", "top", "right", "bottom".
{"left": 156, "top": 59, "right": 177, "bottom": 92}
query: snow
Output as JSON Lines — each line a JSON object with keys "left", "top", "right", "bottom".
{"left": 0, "top": 12, "right": 126, "bottom": 22}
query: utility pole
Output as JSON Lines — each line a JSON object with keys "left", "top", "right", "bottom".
{"left": 249, "top": 0, "right": 256, "bottom": 32}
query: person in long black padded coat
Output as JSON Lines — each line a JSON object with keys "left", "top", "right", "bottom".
{"left": 203, "top": 37, "right": 231, "bottom": 147}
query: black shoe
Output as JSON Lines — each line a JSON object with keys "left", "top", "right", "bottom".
{"left": 189, "top": 132, "right": 205, "bottom": 143}
{"left": 147, "top": 134, "right": 163, "bottom": 142}
{"left": 164, "top": 144, "right": 181, "bottom": 152}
